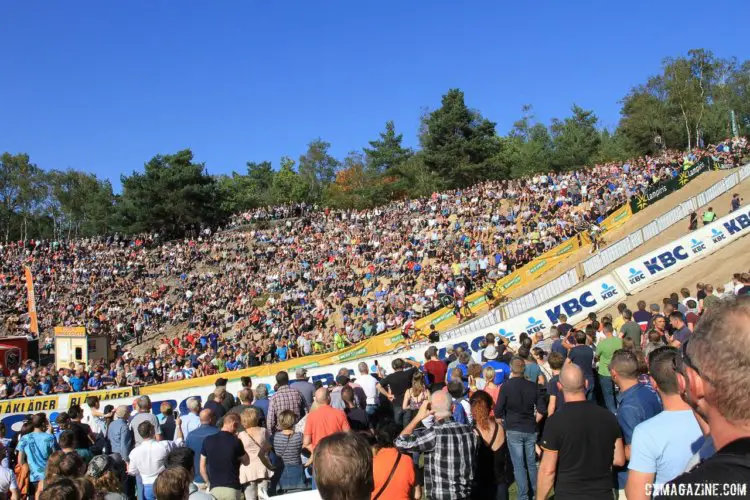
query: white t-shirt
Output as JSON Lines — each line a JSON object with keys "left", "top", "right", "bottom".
{"left": 357, "top": 374, "right": 379, "bottom": 405}
{"left": 0, "top": 466, "right": 18, "bottom": 494}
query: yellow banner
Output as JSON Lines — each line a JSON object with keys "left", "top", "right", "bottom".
{"left": 24, "top": 266, "right": 38, "bottom": 335}
{"left": 54, "top": 326, "right": 87, "bottom": 336}
{"left": 67, "top": 387, "right": 133, "bottom": 407}
{"left": 0, "top": 395, "right": 58, "bottom": 415}
{"left": 581, "top": 205, "right": 633, "bottom": 245}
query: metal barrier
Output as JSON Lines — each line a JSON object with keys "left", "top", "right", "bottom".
{"left": 579, "top": 166, "right": 748, "bottom": 278}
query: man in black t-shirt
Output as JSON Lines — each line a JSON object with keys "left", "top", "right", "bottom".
{"left": 200, "top": 413, "right": 248, "bottom": 498}
{"left": 538, "top": 364, "right": 625, "bottom": 500}
{"left": 377, "top": 358, "right": 419, "bottom": 426}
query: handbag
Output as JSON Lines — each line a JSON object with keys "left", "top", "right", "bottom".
{"left": 372, "top": 452, "right": 403, "bottom": 500}
{"left": 248, "top": 432, "right": 277, "bottom": 471}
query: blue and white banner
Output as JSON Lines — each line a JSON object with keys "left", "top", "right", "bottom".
{"left": 615, "top": 203, "right": 750, "bottom": 293}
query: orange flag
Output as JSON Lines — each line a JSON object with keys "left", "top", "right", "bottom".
{"left": 24, "top": 266, "right": 39, "bottom": 334}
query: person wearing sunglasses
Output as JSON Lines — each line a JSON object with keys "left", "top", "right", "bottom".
{"left": 660, "top": 297, "right": 750, "bottom": 498}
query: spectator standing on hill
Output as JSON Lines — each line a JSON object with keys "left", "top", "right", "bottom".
{"left": 496, "top": 357, "right": 546, "bottom": 500}
{"left": 371, "top": 421, "right": 416, "bottom": 500}
{"left": 18, "top": 414, "right": 57, "bottom": 497}
{"left": 200, "top": 413, "right": 249, "bottom": 500}
{"left": 668, "top": 312, "right": 691, "bottom": 348}
{"left": 423, "top": 347, "right": 448, "bottom": 392}
{"left": 596, "top": 323, "right": 622, "bottom": 413}
{"left": 128, "top": 419, "right": 184, "bottom": 500}
{"left": 130, "top": 396, "right": 162, "bottom": 446}
{"left": 267, "top": 371, "right": 308, "bottom": 433}
{"left": 185, "top": 409, "right": 218, "bottom": 490}
{"left": 702, "top": 207, "right": 716, "bottom": 225}
{"left": 396, "top": 392, "right": 476, "bottom": 500}
{"left": 378, "top": 358, "right": 420, "bottom": 425}
{"left": 290, "top": 369, "right": 315, "bottom": 408}
{"left": 633, "top": 301, "right": 652, "bottom": 332}
{"left": 567, "top": 330, "right": 595, "bottom": 401}
{"left": 620, "top": 309, "right": 642, "bottom": 346}
{"left": 303, "top": 388, "right": 350, "bottom": 452}
{"left": 546, "top": 352, "right": 566, "bottom": 417}
{"left": 609, "top": 349, "right": 662, "bottom": 497}
{"left": 538, "top": 363, "right": 625, "bottom": 500}
{"left": 180, "top": 398, "right": 202, "bottom": 439}
{"left": 626, "top": 347, "right": 705, "bottom": 499}
{"left": 662, "top": 297, "right": 750, "bottom": 496}
{"left": 204, "top": 388, "right": 228, "bottom": 421}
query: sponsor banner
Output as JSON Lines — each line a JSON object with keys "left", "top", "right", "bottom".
{"left": 0, "top": 395, "right": 59, "bottom": 415}
{"left": 600, "top": 205, "right": 633, "bottom": 232}
{"left": 615, "top": 203, "right": 750, "bottom": 293}
{"left": 54, "top": 326, "right": 87, "bottom": 336}
{"left": 630, "top": 157, "right": 712, "bottom": 213}
{"left": 67, "top": 387, "right": 133, "bottom": 407}
{"left": 24, "top": 266, "right": 38, "bottom": 334}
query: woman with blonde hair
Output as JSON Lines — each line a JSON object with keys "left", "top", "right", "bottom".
{"left": 402, "top": 371, "right": 430, "bottom": 425}
{"left": 272, "top": 410, "right": 307, "bottom": 493}
{"left": 239, "top": 408, "right": 273, "bottom": 500}
{"left": 481, "top": 366, "right": 500, "bottom": 411}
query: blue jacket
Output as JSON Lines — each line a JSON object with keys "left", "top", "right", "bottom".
{"left": 106, "top": 418, "right": 134, "bottom": 462}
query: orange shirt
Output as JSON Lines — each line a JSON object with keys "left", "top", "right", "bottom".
{"left": 371, "top": 448, "right": 415, "bottom": 500}
{"left": 303, "top": 405, "right": 350, "bottom": 449}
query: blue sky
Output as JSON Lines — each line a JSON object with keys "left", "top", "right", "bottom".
{"left": 1, "top": 1, "right": 748, "bottom": 190}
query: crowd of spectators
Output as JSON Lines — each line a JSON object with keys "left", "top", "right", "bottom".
{"left": 0, "top": 139, "right": 747, "bottom": 402}
{"left": 1, "top": 271, "right": 749, "bottom": 499}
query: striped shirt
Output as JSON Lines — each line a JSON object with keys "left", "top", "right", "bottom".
{"left": 395, "top": 418, "right": 476, "bottom": 500}
{"left": 272, "top": 432, "right": 303, "bottom": 465}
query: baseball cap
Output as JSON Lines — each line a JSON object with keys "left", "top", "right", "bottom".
{"left": 87, "top": 454, "right": 114, "bottom": 479}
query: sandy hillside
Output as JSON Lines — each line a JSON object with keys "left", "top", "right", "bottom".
{"left": 509, "top": 168, "right": 750, "bottom": 297}
{"left": 597, "top": 230, "right": 750, "bottom": 320}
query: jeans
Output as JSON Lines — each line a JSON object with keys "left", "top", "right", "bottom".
{"left": 599, "top": 374, "right": 617, "bottom": 413}
{"left": 143, "top": 483, "right": 155, "bottom": 500}
{"left": 506, "top": 430, "right": 537, "bottom": 500}
{"left": 393, "top": 405, "right": 406, "bottom": 427}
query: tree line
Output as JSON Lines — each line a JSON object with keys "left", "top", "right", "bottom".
{"left": 1, "top": 48, "right": 748, "bottom": 241}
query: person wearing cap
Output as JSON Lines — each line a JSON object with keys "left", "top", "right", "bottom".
{"left": 107, "top": 406, "right": 134, "bottom": 462}
{"left": 483, "top": 345, "right": 511, "bottom": 385}
{"left": 87, "top": 454, "right": 128, "bottom": 499}
{"left": 289, "top": 368, "right": 315, "bottom": 408}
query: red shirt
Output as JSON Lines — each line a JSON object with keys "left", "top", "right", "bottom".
{"left": 424, "top": 360, "right": 447, "bottom": 385}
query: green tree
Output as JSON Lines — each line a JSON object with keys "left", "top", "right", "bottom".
{"left": 298, "top": 139, "right": 340, "bottom": 202}
{"left": 550, "top": 105, "right": 601, "bottom": 170}
{"left": 420, "top": 89, "right": 502, "bottom": 186}
{"left": 48, "top": 169, "right": 115, "bottom": 238}
{"left": 662, "top": 49, "right": 723, "bottom": 149}
{"left": 0, "top": 152, "right": 47, "bottom": 241}
{"left": 363, "top": 121, "right": 412, "bottom": 173}
{"left": 272, "top": 156, "right": 309, "bottom": 203}
{"left": 117, "top": 149, "right": 220, "bottom": 236}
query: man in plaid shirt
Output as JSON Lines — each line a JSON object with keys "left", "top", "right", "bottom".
{"left": 395, "top": 391, "right": 476, "bottom": 500}
{"left": 267, "top": 370, "right": 308, "bottom": 432}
